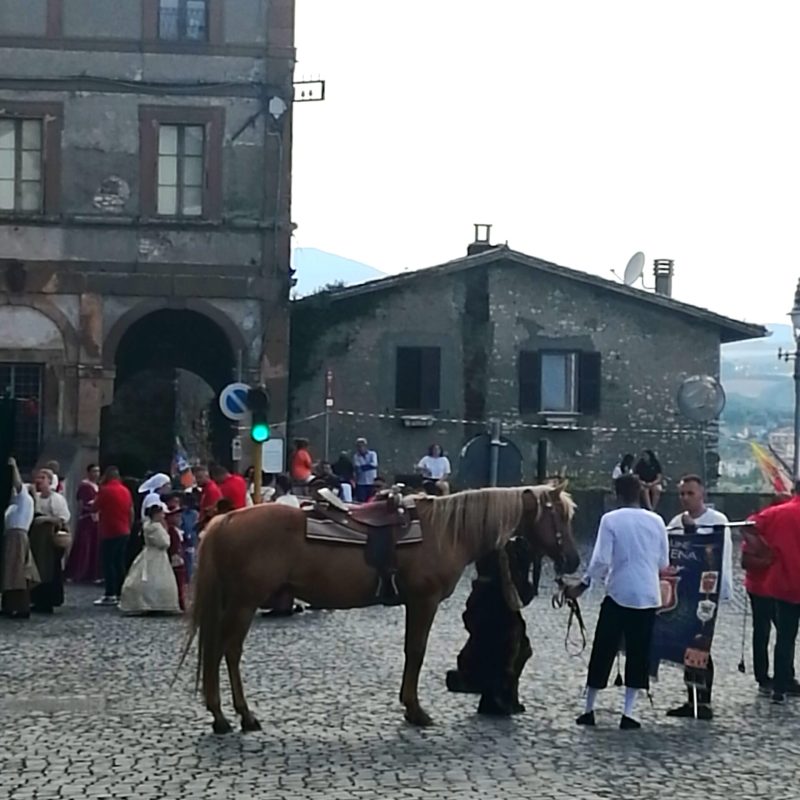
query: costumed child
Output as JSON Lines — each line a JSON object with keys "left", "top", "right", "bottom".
{"left": 165, "top": 496, "right": 188, "bottom": 611}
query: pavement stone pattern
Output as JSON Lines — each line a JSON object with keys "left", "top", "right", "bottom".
{"left": 1, "top": 556, "right": 799, "bottom": 800}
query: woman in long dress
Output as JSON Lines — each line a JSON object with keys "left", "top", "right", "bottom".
{"left": 65, "top": 464, "right": 101, "bottom": 583}
{"left": 118, "top": 502, "right": 180, "bottom": 615}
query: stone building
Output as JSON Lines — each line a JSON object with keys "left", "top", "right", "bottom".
{"left": 290, "top": 233, "right": 766, "bottom": 488}
{"left": 0, "top": 0, "right": 295, "bottom": 478}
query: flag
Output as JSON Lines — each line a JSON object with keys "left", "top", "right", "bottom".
{"left": 171, "top": 437, "right": 194, "bottom": 488}
{"left": 751, "top": 442, "right": 792, "bottom": 495}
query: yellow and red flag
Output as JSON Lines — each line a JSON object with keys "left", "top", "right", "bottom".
{"left": 750, "top": 442, "right": 792, "bottom": 495}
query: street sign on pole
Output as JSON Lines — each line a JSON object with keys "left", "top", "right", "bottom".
{"left": 231, "top": 436, "right": 242, "bottom": 463}
{"left": 263, "top": 438, "right": 285, "bottom": 474}
{"left": 219, "top": 382, "right": 251, "bottom": 421}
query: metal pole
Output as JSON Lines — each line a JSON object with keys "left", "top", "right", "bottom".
{"left": 489, "top": 420, "right": 501, "bottom": 487}
{"left": 793, "top": 349, "right": 800, "bottom": 483}
{"left": 324, "top": 409, "right": 330, "bottom": 463}
{"left": 253, "top": 440, "right": 263, "bottom": 504}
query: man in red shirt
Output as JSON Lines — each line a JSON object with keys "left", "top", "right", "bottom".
{"left": 195, "top": 465, "right": 223, "bottom": 529}
{"left": 211, "top": 464, "right": 248, "bottom": 510}
{"left": 751, "top": 488, "right": 800, "bottom": 703}
{"left": 93, "top": 466, "right": 133, "bottom": 606}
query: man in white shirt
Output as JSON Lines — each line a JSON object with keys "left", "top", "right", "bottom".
{"left": 2, "top": 457, "right": 37, "bottom": 618}
{"left": 353, "top": 438, "right": 379, "bottom": 503}
{"left": 664, "top": 474, "right": 733, "bottom": 720}
{"left": 568, "top": 474, "right": 669, "bottom": 730}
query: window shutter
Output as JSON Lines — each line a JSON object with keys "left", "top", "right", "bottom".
{"left": 419, "top": 347, "right": 441, "bottom": 411}
{"left": 518, "top": 350, "right": 541, "bottom": 413}
{"left": 395, "top": 348, "right": 419, "bottom": 409}
{"left": 578, "top": 351, "right": 602, "bottom": 414}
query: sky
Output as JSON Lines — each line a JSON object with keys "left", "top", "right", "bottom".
{"left": 291, "top": 1, "right": 800, "bottom": 326}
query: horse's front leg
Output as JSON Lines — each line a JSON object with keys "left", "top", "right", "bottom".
{"left": 400, "top": 597, "right": 439, "bottom": 727}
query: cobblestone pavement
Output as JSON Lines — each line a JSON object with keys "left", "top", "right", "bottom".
{"left": 1, "top": 561, "right": 799, "bottom": 800}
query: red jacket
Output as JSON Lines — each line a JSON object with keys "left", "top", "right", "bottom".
{"left": 95, "top": 479, "right": 133, "bottom": 539}
{"left": 753, "top": 496, "right": 800, "bottom": 604}
{"left": 220, "top": 473, "right": 248, "bottom": 510}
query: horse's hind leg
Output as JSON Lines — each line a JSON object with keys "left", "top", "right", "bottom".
{"left": 400, "top": 597, "right": 439, "bottom": 727}
{"left": 204, "top": 644, "right": 232, "bottom": 735}
{"left": 224, "top": 606, "right": 260, "bottom": 733}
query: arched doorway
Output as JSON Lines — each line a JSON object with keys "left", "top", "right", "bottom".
{"left": 100, "top": 308, "right": 238, "bottom": 477}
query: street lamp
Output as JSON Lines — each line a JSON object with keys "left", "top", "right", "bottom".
{"left": 782, "top": 279, "right": 800, "bottom": 482}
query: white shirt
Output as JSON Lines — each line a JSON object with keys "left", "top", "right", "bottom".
{"left": 584, "top": 507, "right": 670, "bottom": 609}
{"left": 35, "top": 491, "right": 71, "bottom": 526}
{"left": 5, "top": 487, "right": 34, "bottom": 531}
{"left": 667, "top": 508, "right": 733, "bottom": 602}
{"left": 353, "top": 449, "right": 378, "bottom": 486}
{"left": 274, "top": 494, "right": 301, "bottom": 508}
{"left": 417, "top": 455, "right": 451, "bottom": 480}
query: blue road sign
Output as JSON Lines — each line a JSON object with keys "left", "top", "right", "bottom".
{"left": 219, "top": 382, "right": 251, "bottom": 421}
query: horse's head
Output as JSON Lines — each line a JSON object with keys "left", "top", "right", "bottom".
{"left": 520, "top": 483, "right": 580, "bottom": 575}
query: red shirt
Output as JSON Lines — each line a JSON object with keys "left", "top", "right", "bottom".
{"left": 753, "top": 496, "right": 800, "bottom": 604}
{"left": 219, "top": 473, "right": 248, "bottom": 510}
{"left": 95, "top": 479, "right": 133, "bottom": 539}
{"left": 291, "top": 448, "right": 313, "bottom": 481}
{"left": 200, "top": 480, "right": 223, "bottom": 513}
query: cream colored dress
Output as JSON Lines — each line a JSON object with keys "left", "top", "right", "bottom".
{"left": 118, "top": 521, "right": 180, "bottom": 615}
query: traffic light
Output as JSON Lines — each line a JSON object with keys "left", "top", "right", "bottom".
{"left": 247, "top": 386, "right": 270, "bottom": 444}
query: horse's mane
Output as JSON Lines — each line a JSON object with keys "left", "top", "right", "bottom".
{"left": 414, "top": 485, "right": 575, "bottom": 552}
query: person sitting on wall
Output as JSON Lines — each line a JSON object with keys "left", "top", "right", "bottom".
{"left": 446, "top": 536, "right": 537, "bottom": 715}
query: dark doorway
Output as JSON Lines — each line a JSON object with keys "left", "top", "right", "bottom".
{"left": 458, "top": 433, "right": 523, "bottom": 489}
{"left": 100, "top": 309, "right": 236, "bottom": 477}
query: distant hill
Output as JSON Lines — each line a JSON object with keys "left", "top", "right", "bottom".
{"left": 292, "top": 248, "right": 385, "bottom": 297}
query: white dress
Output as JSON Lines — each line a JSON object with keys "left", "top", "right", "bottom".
{"left": 118, "top": 521, "right": 180, "bottom": 614}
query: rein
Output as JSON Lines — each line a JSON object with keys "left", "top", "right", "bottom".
{"left": 551, "top": 582, "right": 587, "bottom": 656}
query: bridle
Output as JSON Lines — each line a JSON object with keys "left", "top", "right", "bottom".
{"left": 541, "top": 496, "right": 588, "bottom": 656}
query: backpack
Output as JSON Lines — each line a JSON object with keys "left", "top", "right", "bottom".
{"left": 741, "top": 528, "right": 774, "bottom": 572}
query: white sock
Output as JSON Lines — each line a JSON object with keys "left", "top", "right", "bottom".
{"left": 623, "top": 687, "right": 638, "bottom": 718}
{"left": 585, "top": 687, "right": 599, "bottom": 713}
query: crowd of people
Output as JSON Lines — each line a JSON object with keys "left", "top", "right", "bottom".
{"left": 569, "top": 470, "right": 799, "bottom": 730}
{"left": 0, "top": 433, "right": 450, "bottom": 619}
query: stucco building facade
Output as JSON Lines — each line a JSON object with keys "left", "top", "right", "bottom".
{"left": 0, "top": 0, "right": 295, "bottom": 478}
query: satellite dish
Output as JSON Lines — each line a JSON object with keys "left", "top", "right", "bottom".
{"left": 677, "top": 375, "right": 726, "bottom": 423}
{"left": 623, "top": 252, "right": 645, "bottom": 286}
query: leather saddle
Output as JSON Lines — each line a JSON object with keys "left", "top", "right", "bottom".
{"left": 304, "top": 488, "right": 421, "bottom": 547}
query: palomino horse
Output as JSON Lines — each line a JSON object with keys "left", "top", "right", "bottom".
{"left": 182, "top": 484, "right": 579, "bottom": 734}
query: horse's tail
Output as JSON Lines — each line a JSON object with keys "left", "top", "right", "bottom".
{"left": 173, "top": 514, "right": 229, "bottom": 694}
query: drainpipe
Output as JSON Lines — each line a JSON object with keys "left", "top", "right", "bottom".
{"left": 489, "top": 419, "right": 504, "bottom": 487}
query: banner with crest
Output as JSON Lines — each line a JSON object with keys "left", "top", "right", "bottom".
{"left": 650, "top": 529, "right": 725, "bottom": 679}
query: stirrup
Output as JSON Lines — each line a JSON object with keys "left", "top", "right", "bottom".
{"left": 376, "top": 574, "right": 402, "bottom": 606}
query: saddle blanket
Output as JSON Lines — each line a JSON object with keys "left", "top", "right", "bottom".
{"left": 306, "top": 518, "right": 423, "bottom": 547}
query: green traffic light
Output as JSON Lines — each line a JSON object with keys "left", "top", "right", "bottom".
{"left": 251, "top": 423, "right": 270, "bottom": 443}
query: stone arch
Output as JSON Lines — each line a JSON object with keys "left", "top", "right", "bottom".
{"left": 2, "top": 297, "right": 79, "bottom": 362}
{"left": 102, "top": 297, "right": 249, "bottom": 371}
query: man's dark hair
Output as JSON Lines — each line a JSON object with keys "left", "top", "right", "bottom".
{"left": 275, "top": 474, "right": 292, "bottom": 494}
{"left": 680, "top": 474, "right": 704, "bottom": 487}
{"left": 615, "top": 473, "right": 642, "bottom": 505}
{"left": 103, "top": 466, "right": 120, "bottom": 482}
{"left": 209, "top": 462, "right": 228, "bottom": 480}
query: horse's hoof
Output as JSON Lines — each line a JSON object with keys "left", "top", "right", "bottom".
{"left": 241, "top": 715, "right": 262, "bottom": 733}
{"left": 405, "top": 708, "right": 434, "bottom": 727}
{"left": 212, "top": 719, "right": 233, "bottom": 735}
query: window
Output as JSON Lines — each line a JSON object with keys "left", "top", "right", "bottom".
{"left": 519, "top": 350, "right": 601, "bottom": 415}
{"left": 395, "top": 347, "right": 441, "bottom": 412}
{"left": 159, "top": 0, "right": 208, "bottom": 41}
{"left": 140, "top": 106, "right": 223, "bottom": 220}
{"left": 157, "top": 124, "right": 205, "bottom": 217}
{"left": 0, "top": 364, "right": 43, "bottom": 472}
{"left": 0, "top": 119, "right": 43, "bottom": 213}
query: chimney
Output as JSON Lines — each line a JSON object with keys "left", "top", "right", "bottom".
{"left": 653, "top": 259, "right": 674, "bottom": 297}
{"left": 467, "top": 223, "right": 493, "bottom": 256}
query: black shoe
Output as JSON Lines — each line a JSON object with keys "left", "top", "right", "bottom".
{"left": 772, "top": 691, "right": 786, "bottom": 705}
{"left": 758, "top": 681, "right": 773, "bottom": 697}
{"left": 576, "top": 711, "right": 595, "bottom": 726}
{"left": 620, "top": 715, "right": 641, "bottom": 730}
{"left": 666, "top": 703, "right": 712, "bottom": 720}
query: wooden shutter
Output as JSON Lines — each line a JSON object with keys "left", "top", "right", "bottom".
{"left": 395, "top": 347, "right": 420, "bottom": 409}
{"left": 578, "top": 352, "right": 602, "bottom": 414}
{"left": 518, "top": 350, "right": 541, "bottom": 413}
{"left": 419, "top": 347, "right": 441, "bottom": 411}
